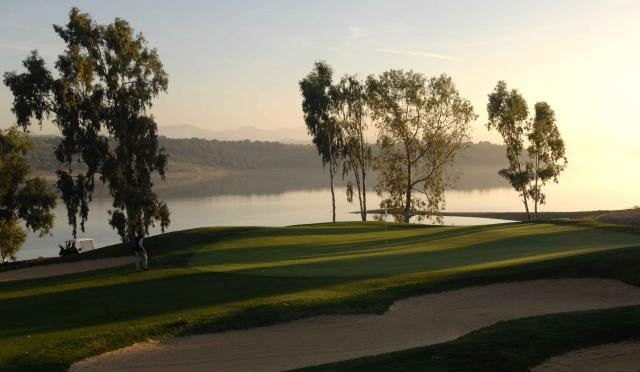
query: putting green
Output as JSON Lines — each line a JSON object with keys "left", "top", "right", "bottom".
{"left": 188, "top": 222, "right": 640, "bottom": 277}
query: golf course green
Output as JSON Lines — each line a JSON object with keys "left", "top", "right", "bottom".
{"left": 2, "top": 220, "right": 640, "bottom": 371}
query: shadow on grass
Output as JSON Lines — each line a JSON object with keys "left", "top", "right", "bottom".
{"left": 4, "top": 244, "right": 640, "bottom": 372}
{"left": 192, "top": 223, "right": 640, "bottom": 278}
{"left": 190, "top": 223, "right": 532, "bottom": 268}
{"left": 0, "top": 226, "right": 253, "bottom": 275}
{"left": 0, "top": 269, "right": 351, "bottom": 339}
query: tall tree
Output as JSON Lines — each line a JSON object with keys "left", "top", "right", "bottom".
{"left": 333, "top": 75, "right": 371, "bottom": 221}
{"left": 368, "top": 71, "right": 475, "bottom": 223}
{"left": 487, "top": 82, "right": 567, "bottom": 221}
{"left": 4, "top": 8, "right": 170, "bottom": 243}
{"left": 300, "top": 61, "right": 343, "bottom": 222}
{"left": 527, "top": 102, "right": 567, "bottom": 218}
{"left": 0, "top": 127, "right": 56, "bottom": 262}
{"left": 486, "top": 81, "right": 533, "bottom": 221}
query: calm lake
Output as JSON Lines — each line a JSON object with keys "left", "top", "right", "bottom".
{"left": 17, "top": 153, "right": 640, "bottom": 260}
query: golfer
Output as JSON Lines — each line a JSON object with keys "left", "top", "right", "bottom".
{"left": 134, "top": 230, "right": 148, "bottom": 271}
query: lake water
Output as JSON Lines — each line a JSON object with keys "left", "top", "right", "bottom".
{"left": 18, "top": 188, "right": 510, "bottom": 260}
{"left": 16, "top": 152, "right": 640, "bottom": 260}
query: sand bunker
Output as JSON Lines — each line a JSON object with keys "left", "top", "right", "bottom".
{"left": 0, "top": 256, "right": 132, "bottom": 281}
{"left": 532, "top": 340, "right": 640, "bottom": 372}
{"left": 71, "top": 279, "right": 640, "bottom": 372}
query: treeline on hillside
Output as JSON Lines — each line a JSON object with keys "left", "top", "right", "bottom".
{"left": 26, "top": 135, "right": 506, "bottom": 173}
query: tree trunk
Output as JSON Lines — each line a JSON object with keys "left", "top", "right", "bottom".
{"left": 403, "top": 164, "right": 411, "bottom": 224}
{"left": 359, "top": 128, "right": 367, "bottom": 222}
{"left": 534, "top": 154, "right": 539, "bottom": 220}
{"left": 125, "top": 211, "right": 136, "bottom": 249}
{"left": 356, "top": 180, "right": 364, "bottom": 221}
{"left": 361, "top": 171, "right": 367, "bottom": 221}
{"left": 353, "top": 159, "right": 365, "bottom": 222}
{"left": 523, "top": 198, "right": 531, "bottom": 222}
{"left": 515, "top": 156, "right": 531, "bottom": 222}
{"left": 328, "top": 129, "right": 336, "bottom": 223}
{"left": 330, "top": 167, "right": 336, "bottom": 223}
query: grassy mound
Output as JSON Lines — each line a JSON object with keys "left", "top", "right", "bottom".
{"left": 1, "top": 221, "right": 639, "bottom": 371}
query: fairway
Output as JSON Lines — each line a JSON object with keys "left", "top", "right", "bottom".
{"left": 1, "top": 221, "right": 640, "bottom": 371}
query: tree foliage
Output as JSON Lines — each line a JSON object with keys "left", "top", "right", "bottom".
{"left": 528, "top": 102, "right": 567, "bottom": 217}
{"left": 487, "top": 81, "right": 566, "bottom": 220}
{"left": 333, "top": 75, "right": 371, "bottom": 221}
{"left": 487, "top": 81, "right": 532, "bottom": 220}
{"left": 3, "top": 7, "right": 170, "bottom": 242}
{"left": 0, "top": 127, "right": 56, "bottom": 261}
{"left": 368, "top": 71, "right": 475, "bottom": 223}
{"left": 300, "top": 61, "right": 343, "bottom": 222}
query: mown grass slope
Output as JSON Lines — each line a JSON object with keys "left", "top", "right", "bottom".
{"left": 1, "top": 221, "right": 639, "bottom": 371}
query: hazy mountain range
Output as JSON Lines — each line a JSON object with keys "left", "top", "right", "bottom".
{"left": 158, "top": 124, "right": 311, "bottom": 144}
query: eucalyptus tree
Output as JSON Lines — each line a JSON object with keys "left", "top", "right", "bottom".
{"left": 4, "top": 8, "right": 170, "bottom": 243}
{"left": 487, "top": 81, "right": 566, "bottom": 221}
{"left": 300, "top": 61, "right": 343, "bottom": 222}
{"left": 333, "top": 74, "right": 371, "bottom": 221}
{"left": 368, "top": 71, "right": 475, "bottom": 223}
{"left": 527, "top": 102, "right": 567, "bottom": 218}
{"left": 0, "top": 128, "right": 56, "bottom": 262}
{"left": 487, "top": 81, "right": 533, "bottom": 221}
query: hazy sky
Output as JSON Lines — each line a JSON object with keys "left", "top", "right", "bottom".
{"left": 1, "top": 0, "right": 639, "bottom": 156}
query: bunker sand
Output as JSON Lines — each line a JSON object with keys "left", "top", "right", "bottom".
{"left": 533, "top": 341, "right": 640, "bottom": 372}
{"left": 71, "top": 279, "right": 640, "bottom": 372}
{"left": 0, "top": 256, "right": 132, "bottom": 281}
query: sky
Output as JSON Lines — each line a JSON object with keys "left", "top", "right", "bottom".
{"left": 1, "top": 0, "right": 639, "bottom": 158}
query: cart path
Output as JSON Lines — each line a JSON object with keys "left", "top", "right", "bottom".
{"left": 0, "top": 256, "right": 132, "bottom": 281}
{"left": 70, "top": 279, "right": 640, "bottom": 372}
{"left": 532, "top": 340, "right": 640, "bottom": 372}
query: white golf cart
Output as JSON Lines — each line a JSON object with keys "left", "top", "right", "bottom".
{"left": 73, "top": 238, "right": 95, "bottom": 252}
{"left": 58, "top": 238, "right": 95, "bottom": 257}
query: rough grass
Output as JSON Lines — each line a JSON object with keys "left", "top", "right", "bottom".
{"left": 1, "top": 221, "right": 639, "bottom": 371}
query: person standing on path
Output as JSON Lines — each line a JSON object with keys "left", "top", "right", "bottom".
{"left": 134, "top": 231, "right": 148, "bottom": 271}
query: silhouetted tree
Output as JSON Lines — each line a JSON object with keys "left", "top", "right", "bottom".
{"left": 4, "top": 8, "right": 170, "bottom": 243}
{"left": 368, "top": 71, "right": 475, "bottom": 223}
{"left": 333, "top": 75, "right": 371, "bottom": 221}
{"left": 487, "top": 82, "right": 567, "bottom": 221}
{"left": 528, "top": 102, "right": 567, "bottom": 218}
{"left": 0, "top": 127, "right": 56, "bottom": 261}
{"left": 300, "top": 61, "right": 343, "bottom": 222}
{"left": 487, "top": 81, "right": 533, "bottom": 221}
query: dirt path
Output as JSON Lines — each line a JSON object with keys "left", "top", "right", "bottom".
{"left": 532, "top": 340, "right": 640, "bottom": 372}
{"left": 0, "top": 256, "right": 132, "bottom": 281}
{"left": 71, "top": 279, "right": 640, "bottom": 372}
